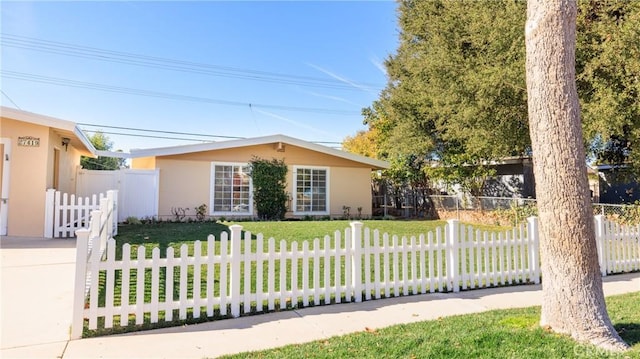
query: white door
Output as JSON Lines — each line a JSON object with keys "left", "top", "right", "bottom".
{"left": 0, "top": 138, "right": 10, "bottom": 236}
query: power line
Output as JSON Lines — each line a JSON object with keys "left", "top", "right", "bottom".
{"left": 82, "top": 130, "right": 219, "bottom": 143}
{"left": 1, "top": 70, "right": 360, "bottom": 116}
{"left": 81, "top": 127, "right": 343, "bottom": 146}
{"left": 0, "top": 33, "right": 383, "bottom": 92}
{"left": 0, "top": 90, "right": 22, "bottom": 109}
{"left": 79, "top": 123, "right": 244, "bottom": 140}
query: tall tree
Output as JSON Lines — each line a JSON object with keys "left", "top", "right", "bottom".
{"left": 577, "top": 1, "right": 640, "bottom": 173}
{"left": 81, "top": 132, "right": 126, "bottom": 170}
{"left": 525, "top": 0, "right": 628, "bottom": 351}
{"left": 357, "top": 0, "right": 640, "bottom": 190}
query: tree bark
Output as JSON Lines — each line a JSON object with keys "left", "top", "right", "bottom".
{"left": 524, "top": 0, "right": 628, "bottom": 351}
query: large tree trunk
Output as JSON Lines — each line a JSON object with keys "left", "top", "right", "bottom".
{"left": 524, "top": 0, "right": 628, "bottom": 351}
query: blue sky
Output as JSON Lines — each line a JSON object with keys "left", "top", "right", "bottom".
{"left": 1, "top": 1, "right": 398, "bottom": 152}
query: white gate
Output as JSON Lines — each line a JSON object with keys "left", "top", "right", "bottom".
{"left": 76, "top": 168, "right": 159, "bottom": 222}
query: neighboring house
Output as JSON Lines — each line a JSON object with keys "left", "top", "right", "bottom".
{"left": 128, "top": 135, "right": 389, "bottom": 220}
{"left": 596, "top": 164, "right": 640, "bottom": 204}
{"left": 445, "top": 156, "right": 600, "bottom": 201}
{"left": 481, "top": 156, "right": 536, "bottom": 198}
{"left": 0, "top": 107, "right": 97, "bottom": 237}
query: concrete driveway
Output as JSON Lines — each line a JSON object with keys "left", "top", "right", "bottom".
{"left": 1, "top": 236, "right": 77, "bottom": 358}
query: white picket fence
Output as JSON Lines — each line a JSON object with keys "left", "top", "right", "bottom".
{"left": 71, "top": 215, "right": 639, "bottom": 338}
{"left": 72, "top": 198, "right": 117, "bottom": 339}
{"left": 44, "top": 189, "right": 118, "bottom": 238}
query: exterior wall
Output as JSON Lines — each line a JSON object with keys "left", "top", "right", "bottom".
{"left": 47, "top": 128, "right": 82, "bottom": 194}
{"left": 328, "top": 167, "right": 372, "bottom": 217}
{"left": 0, "top": 117, "right": 86, "bottom": 236}
{"left": 152, "top": 144, "right": 376, "bottom": 219}
{"left": 131, "top": 156, "right": 156, "bottom": 169}
{"left": 162, "top": 143, "right": 372, "bottom": 168}
{"left": 1, "top": 118, "right": 49, "bottom": 236}
{"left": 156, "top": 159, "right": 210, "bottom": 220}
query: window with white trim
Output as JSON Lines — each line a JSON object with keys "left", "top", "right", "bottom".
{"left": 210, "top": 163, "right": 252, "bottom": 214}
{"left": 294, "top": 167, "right": 328, "bottom": 214}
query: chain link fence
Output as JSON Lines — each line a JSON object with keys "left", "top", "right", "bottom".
{"left": 372, "top": 192, "right": 640, "bottom": 226}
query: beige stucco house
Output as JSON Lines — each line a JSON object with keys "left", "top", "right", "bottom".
{"left": 130, "top": 135, "right": 389, "bottom": 220}
{"left": 0, "top": 107, "right": 97, "bottom": 237}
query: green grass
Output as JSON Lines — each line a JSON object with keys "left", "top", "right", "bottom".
{"left": 115, "top": 219, "right": 506, "bottom": 255}
{"left": 219, "top": 291, "right": 640, "bottom": 359}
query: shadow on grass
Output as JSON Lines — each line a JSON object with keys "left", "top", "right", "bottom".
{"left": 616, "top": 322, "right": 640, "bottom": 347}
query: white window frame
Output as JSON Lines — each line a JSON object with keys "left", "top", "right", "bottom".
{"left": 210, "top": 162, "right": 253, "bottom": 216}
{"left": 292, "top": 166, "right": 330, "bottom": 216}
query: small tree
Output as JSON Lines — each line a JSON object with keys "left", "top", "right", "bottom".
{"left": 81, "top": 132, "right": 126, "bottom": 170}
{"left": 249, "top": 157, "right": 288, "bottom": 220}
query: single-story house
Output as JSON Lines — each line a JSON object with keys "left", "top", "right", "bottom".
{"left": 443, "top": 156, "right": 600, "bottom": 201}
{"left": 0, "top": 106, "right": 97, "bottom": 237}
{"left": 128, "top": 135, "right": 389, "bottom": 220}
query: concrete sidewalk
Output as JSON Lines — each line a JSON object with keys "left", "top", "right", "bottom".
{"left": 1, "top": 236, "right": 639, "bottom": 359}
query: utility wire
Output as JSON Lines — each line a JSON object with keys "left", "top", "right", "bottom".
{"left": 1, "top": 70, "right": 360, "bottom": 115}
{"left": 82, "top": 129, "right": 342, "bottom": 147}
{"left": 82, "top": 130, "right": 219, "bottom": 143}
{"left": 79, "top": 123, "right": 244, "bottom": 140}
{"left": 1, "top": 33, "right": 383, "bottom": 92}
{"left": 0, "top": 89, "right": 22, "bottom": 109}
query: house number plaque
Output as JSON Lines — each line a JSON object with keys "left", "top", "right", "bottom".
{"left": 18, "top": 136, "right": 40, "bottom": 147}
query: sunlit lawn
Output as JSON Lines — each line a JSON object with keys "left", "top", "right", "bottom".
{"left": 220, "top": 291, "right": 640, "bottom": 359}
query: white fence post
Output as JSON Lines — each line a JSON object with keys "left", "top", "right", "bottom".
{"left": 446, "top": 219, "right": 460, "bottom": 292}
{"left": 594, "top": 215, "right": 607, "bottom": 276}
{"left": 107, "top": 190, "right": 118, "bottom": 236}
{"left": 71, "top": 228, "right": 90, "bottom": 339}
{"left": 527, "top": 216, "right": 540, "bottom": 284}
{"left": 350, "top": 221, "right": 363, "bottom": 303}
{"left": 44, "top": 189, "right": 55, "bottom": 238}
{"left": 229, "top": 225, "right": 242, "bottom": 317}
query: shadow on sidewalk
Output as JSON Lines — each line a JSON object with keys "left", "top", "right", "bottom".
{"left": 0, "top": 236, "right": 77, "bottom": 249}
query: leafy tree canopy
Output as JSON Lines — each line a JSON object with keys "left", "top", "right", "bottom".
{"left": 81, "top": 132, "right": 126, "bottom": 170}
{"left": 353, "top": 0, "right": 640, "bottom": 187}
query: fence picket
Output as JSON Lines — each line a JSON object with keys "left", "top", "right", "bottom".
{"left": 243, "top": 232, "right": 252, "bottom": 315}
{"left": 302, "top": 241, "right": 310, "bottom": 307}
{"left": 267, "top": 237, "right": 275, "bottom": 311}
{"left": 313, "top": 238, "right": 321, "bottom": 305}
{"left": 104, "top": 239, "right": 116, "bottom": 328}
{"left": 334, "top": 231, "right": 342, "bottom": 303}
{"left": 151, "top": 247, "right": 160, "bottom": 323}
{"left": 373, "top": 230, "right": 381, "bottom": 299}
{"left": 256, "top": 234, "right": 264, "bottom": 312}
{"left": 193, "top": 241, "right": 202, "bottom": 319}
{"left": 323, "top": 235, "right": 331, "bottom": 304}
{"left": 435, "top": 228, "right": 443, "bottom": 293}
{"left": 291, "top": 241, "right": 299, "bottom": 307}
{"left": 383, "top": 233, "right": 390, "bottom": 297}
{"left": 206, "top": 235, "right": 216, "bottom": 317}
{"left": 219, "top": 233, "right": 229, "bottom": 316}
{"left": 427, "top": 232, "right": 435, "bottom": 293}
{"left": 410, "top": 236, "right": 418, "bottom": 295}
{"left": 392, "top": 235, "right": 400, "bottom": 297}
{"left": 136, "top": 246, "right": 146, "bottom": 325}
{"left": 165, "top": 247, "right": 175, "bottom": 321}
{"left": 364, "top": 228, "right": 372, "bottom": 300}
{"left": 279, "top": 240, "right": 287, "bottom": 309}
{"left": 120, "top": 244, "right": 131, "bottom": 326}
